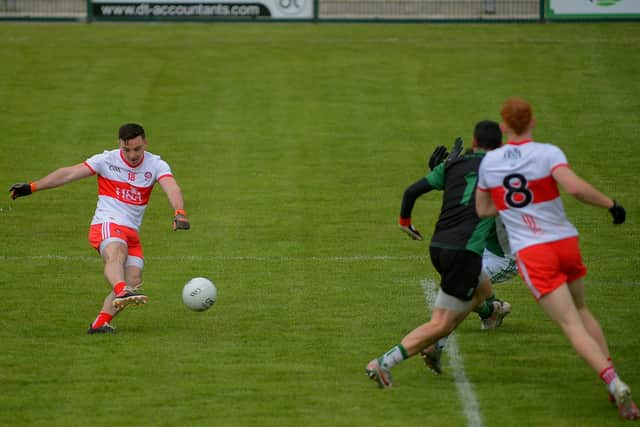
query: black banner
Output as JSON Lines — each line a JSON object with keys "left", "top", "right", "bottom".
{"left": 92, "top": 2, "right": 271, "bottom": 19}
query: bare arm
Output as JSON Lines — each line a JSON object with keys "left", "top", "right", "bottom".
{"left": 552, "top": 166, "right": 614, "bottom": 209}
{"left": 475, "top": 188, "right": 498, "bottom": 218}
{"left": 159, "top": 176, "right": 190, "bottom": 230}
{"left": 33, "top": 163, "right": 93, "bottom": 191}
{"left": 158, "top": 176, "right": 185, "bottom": 212}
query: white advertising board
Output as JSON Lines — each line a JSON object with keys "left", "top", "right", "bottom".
{"left": 548, "top": 0, "right": 640, "bottom": 18}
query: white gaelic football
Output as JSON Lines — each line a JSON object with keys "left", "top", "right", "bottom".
{"left": 182, "top": 277, "right": 217, "bottom": 311}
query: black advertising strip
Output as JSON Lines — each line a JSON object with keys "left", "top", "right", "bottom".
{"left": 92, "top": 2, "right": 271, "bottom": 18}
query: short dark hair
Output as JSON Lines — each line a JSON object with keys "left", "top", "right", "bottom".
{"left": 118, "top": 123, "right": 145, "bottom": 142}
{"left": 474, "top": 120, "right": 502, "bottom": 150}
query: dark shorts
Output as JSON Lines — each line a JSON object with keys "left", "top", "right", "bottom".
{"left": 429, "top": 246, "right": 482, "bottom": 301}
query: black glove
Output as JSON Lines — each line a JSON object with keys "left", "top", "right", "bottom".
{"left": 9, "top": 183, "right": 33, "bottom": 200}
{"left": 173, "top": 210, "right": 191, "bottom": 231}
{"left": 399, "top": 220, "right": 423, "bottom": 241}
{"left": 428, "top": 145, "right": 448, "bottom": 170}
{"left": 449, "top": 137, "right": 464, "bottom": 161}
{"left": 609, "top": 200, "right": 626, "bottom": 225}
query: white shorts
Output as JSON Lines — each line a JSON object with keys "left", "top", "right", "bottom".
{"left": 482, "top": 249, "right": 517, "bottom": 284}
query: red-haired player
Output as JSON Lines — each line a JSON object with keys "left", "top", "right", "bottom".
{"left": 476, "top": 97, "right": 637, "bottom": 420}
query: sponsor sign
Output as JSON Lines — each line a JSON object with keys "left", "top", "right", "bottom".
{"left": 548, "top": 0, "right": 640, "bottom": 18}
{"left": 91, "top": 0, "right": 312, "bottom": 19}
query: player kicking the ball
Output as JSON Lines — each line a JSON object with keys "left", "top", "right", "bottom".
{"left": 9, "top": 123, "right": 190, "bottom": 334}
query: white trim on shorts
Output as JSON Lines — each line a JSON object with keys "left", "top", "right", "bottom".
{"left": 98, "top": 238, "right": 145, "bottom": 270}
{"left": 434, "top": 288, "right": 474, "bottom": 312}
{"left": 126, "top": 256, "right": 144, "bottom": 269}
{"left": 99, "top": 237, "right": 127, "bottom": 254}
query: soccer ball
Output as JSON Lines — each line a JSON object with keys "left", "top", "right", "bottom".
{"left": 182, "top": 277, "right": 217, "bottom": 312}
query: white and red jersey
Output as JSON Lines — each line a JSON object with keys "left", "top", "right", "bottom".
{"left": 477, "top": 140, "right": 578, "bottom": 253}
{"left": 83, "top": 149, "right": 173, "bottom": 231}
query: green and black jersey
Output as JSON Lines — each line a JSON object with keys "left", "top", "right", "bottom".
{"left": 400, "top": 151, "right": 494, "bottom": 256}
{"left": 427, "top": 152, "right": 494, "bottom": 255}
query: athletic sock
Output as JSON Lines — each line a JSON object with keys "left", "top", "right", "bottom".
{"left": 604, "top": 359, "right": 617, "bottom": 402}
{"left": 380, "top": 344, "right": 409, "bottom": 370}
{"left": 477, "top": 300, "right": 494, "bottom": 319}
{"left": 114, "top": 281, "right": 127, "bottom": 295}
{"left": 435, "top": 336, "right": 449, "bottom": 352}
{"left": 91, "top": 311, "right": 113, "bottom": 329}
{"left": 600, "top": 366, "right": 620, "bottom": 394}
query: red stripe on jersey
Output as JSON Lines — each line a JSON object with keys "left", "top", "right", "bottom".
{"left": 157, "top": 173, "right": 173, "bottom": 181}
{"left": 97, "top": 176, "right": 152, "bottom": 206}
{"left": 490, "top": 188, "right": 508, "bottom": 210}
{"left": 489, "top": 174, "right": 560, "bottom": 210}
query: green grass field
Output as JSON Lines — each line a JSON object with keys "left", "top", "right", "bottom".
{"left": 0, "top": 22, "right": 639, "bottom": 427}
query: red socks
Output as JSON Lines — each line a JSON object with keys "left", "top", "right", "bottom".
{"left": 91, "top": 311, "right": 113, "bottom": 329}
{"left": 600, "top": 365, "right": 618, "bottom": 386}
{"left": 114, "top": 281, "right": 127, "bottom": 295}
{"left": 90, "top": 281, "right": 126, "bottom": 329}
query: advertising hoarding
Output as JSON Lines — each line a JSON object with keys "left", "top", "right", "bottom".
{"left": 91, "top": 0, "right": 312, "bottom": 20}
{"left": 548, "top": 0, "right": 640, "bottom": 19}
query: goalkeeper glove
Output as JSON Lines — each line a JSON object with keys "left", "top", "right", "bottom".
{"left": 399, "top": 217, "right": 423, "bottom": 241}
{"left": 609, "top": 200, "right": 626, "bottom": 225}
{"left": 9, "top": 182, "right": 35, "bottom": 200}
{"left": 173, "top": 209, "right": 191, "bottom": 231}
{"left": 428, "top": 145, "right": 448, "bottom": 170}
{"left": 449, "top": 137, "right": 464, "bottom": 161}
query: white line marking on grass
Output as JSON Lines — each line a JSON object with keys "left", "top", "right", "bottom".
{"left": 421, "top": 279, "right": 484, "bottom": 427}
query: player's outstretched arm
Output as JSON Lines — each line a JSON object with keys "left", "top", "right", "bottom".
{"left": 9, "top": 163, "right": 92, "bottom": 199}
{"left": 399, "top": 178, "right": 432, "bottom": 240}
{"left": 159, "top": 176, "right": 190, "bottom": 230}
{"left": 552, "top": 166, "right": 625, "bottom": 224}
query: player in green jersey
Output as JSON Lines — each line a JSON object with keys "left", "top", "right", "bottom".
{"left": 366, "top": 120, "right": 504, "bottom": 388}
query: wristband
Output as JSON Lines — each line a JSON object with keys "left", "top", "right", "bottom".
{"left": 30, "top": 182, "right": 37, "bottom": 193}
{"left": 399, "top": 217, "right": 412, "bottom": 227}
{"left": 174, "top": 209, "right": 187, "bottom": 216}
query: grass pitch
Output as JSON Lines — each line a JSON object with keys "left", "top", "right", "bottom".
{"left": 0, "top": 22, "right": 639, "bottom": 427}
